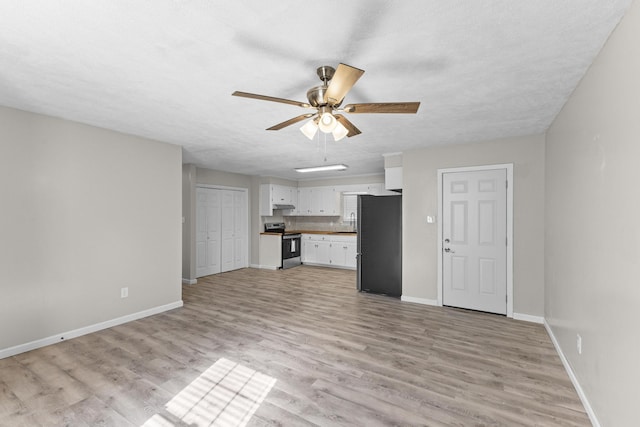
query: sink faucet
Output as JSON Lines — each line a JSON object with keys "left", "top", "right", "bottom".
{"left": 350, "top": 212, "right": 356, "bottom": 232}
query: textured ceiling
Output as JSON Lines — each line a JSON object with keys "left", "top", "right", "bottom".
{"left": 0, "top": 1, "right": 632, "bottom": 179}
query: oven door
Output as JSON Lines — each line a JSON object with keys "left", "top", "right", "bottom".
{"left": 282, "top": 234, "right": 302, "bottom": 268}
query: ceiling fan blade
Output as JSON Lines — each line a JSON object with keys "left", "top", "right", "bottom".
{"left": 324, "top": 63, "right": 364, "bottom": 106}
{"left": 232, "top": 91, "right": 311, "bottom": 108}
{"left": 334, "top": 114, "right": 362, "bottom": 137}
{"left": 267, "top": 113, "right": 316, "bottom": 131}
{"left": 343, "top": 102, "right": 420, "bottom": 114}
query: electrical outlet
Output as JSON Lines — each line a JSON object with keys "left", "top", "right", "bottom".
{"left": 576, "top": 334, "right": 582, "bottom": 355}
{"left": 121, "top": 287, "right": 129, "bottom": 298}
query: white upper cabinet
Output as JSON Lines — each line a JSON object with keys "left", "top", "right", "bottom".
{"left": 385, "top": 167, "right": 403, "bottom": 190}
{"left": 296, "top": 187, "right": 340, "bottom": 216}
{"left": 260, "top": 184, "right": 297, "bottom": 216}
{"left": 262, "top": 181, "right": 392, "bottom": 217}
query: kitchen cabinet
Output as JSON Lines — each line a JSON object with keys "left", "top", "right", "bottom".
{"left": 259, "top": 234, "right": 281, "bottom": 270}
{"left": 329, "top": 236, "right": 357, "bottom": 268}
{"left": 302, "top": 235, "right": 330, "bottom": 264}
{"left": 302, "top": 234, "right": 356, "bottom": 269}
{"left": 296, "top": 187, "right": 313, "bottom": 215}
{"left": 385, "top": 167, "right": 403, "bottom": 191}
{"left": 260, "top": 184, "right": 297, "bottom": 216}
{"left": 297, "top": 187, "right": 340, "bottom": 216}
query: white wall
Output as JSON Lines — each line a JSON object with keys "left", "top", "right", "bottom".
{"left": 0, "top": 106, "right": 182, "bottom": 353}
{"left": 545, "top": 1, "right": 640, "bottom": 425}
{"left": 403, "top": 135, "right": 546, "bottom": 316}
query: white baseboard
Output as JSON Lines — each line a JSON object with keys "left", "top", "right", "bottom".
{"left": 182, "top": 278, "right": 197, "bottom": 285}
{"left": 400, "top": 296, "right": 439, "bottom": 306}
{"left": 0, "top": 300, "right": 183, "bottom": 360}
{"left": 250, "top": 264, "right": 280, "bottom": 270}
{"left": 544, "top": 320, "right": 600, "bottom": 427}
{"left": 513, "top": 312, "right": 544, "bottom": 324}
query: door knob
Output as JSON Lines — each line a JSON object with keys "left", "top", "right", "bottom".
{"left": 444, "top": 247, "right": 455, "bottom": 253}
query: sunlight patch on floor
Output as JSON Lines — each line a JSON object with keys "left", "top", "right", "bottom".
{"left": 142, "top": 358, "right": 277, "bottom": 427}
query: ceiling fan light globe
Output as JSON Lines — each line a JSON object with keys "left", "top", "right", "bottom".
{"left": 332, "top": 122, "right": 348, "bottom": 141}
{"left": 300, "top": 120, "right": 318, "bottom": 140}
{"left": 318, "top": 112, "right": 337, "bottom": 133}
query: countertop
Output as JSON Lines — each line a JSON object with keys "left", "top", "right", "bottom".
{"left": 259, "top": 230, "right": 357, "bottom": 236}
{"left": 286, "top": 230, "right": 357, "bottom": 236}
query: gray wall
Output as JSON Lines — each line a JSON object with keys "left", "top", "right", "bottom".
{"left": 402, "top": 135, "right": 546, "bottom": 317}
{"left": 545, "top": 1, "right": 640, "bottom": 425}
{"left": 0, "top": 106, "right": 182, "bottom": 352}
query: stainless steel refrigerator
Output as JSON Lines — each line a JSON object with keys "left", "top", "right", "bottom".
{"left": 357, "top": 194, "right": 402, "bottom": 297}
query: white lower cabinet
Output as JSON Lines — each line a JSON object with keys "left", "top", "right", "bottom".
{"left": 302, "top": 234, "right": 357, "bottom": 269}
{"left": 329, "top": 239, "right": 357, "bottom": 269}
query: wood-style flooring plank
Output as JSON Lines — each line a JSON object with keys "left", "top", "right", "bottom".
{"left": 0, "top": 266, "right": 589, "bottom": 426}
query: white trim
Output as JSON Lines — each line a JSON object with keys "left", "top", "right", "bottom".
{"left": 437, "top": 163, "right": 514, "bottom": 317}
{"left": 401, "top": 296, "right": 439, "bottom": 306}
{"left": 254, "top": 264, "right": 280, "bottom": 270}
{"left": 513, "top": 313, "right": 544, "bottom": 324}
{"left": 182, "top": 278, "right": 197, "bottom": 285}
{"left": 544, "top": 320, "right": 600, "bottom": 427}
{"left": 0, "top": 300, "right": 183, "bottom": 360}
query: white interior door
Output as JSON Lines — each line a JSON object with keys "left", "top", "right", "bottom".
{"left": 196, "top": 188, "right": 221, "bottom": 277}
{"left": 442, "top": 169, "right": 507, "bottom": 314}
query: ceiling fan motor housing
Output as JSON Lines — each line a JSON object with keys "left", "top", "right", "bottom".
{"left": 307, "top": 86, "right": 328, "bottom": 107}
{"left": 307, "top": 66, "right": 341, "bottom": 108}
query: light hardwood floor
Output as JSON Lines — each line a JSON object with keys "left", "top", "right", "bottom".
{"left": 0, "top": 266, "right": 589, "bottom": 426}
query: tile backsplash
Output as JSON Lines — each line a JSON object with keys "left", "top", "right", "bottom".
{"left": 284, "top": 216, "right": 356, "bottom": 232}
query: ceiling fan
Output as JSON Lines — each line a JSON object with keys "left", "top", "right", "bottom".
{"left": 232, "top": 63, "right": 420, "bottom": 141}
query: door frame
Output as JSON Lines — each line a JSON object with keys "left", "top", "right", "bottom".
{"left": 436, "top": 164, "right": 514, "bottom": 317}
{"left": 195, "top": 184, "right": 249, "bottom": 274}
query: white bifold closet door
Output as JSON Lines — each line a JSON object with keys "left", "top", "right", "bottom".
{"left": 196, "top": 187, "right": 247, "bottom": 278}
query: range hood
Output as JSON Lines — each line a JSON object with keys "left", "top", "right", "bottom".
{"left": 273, "top": 203, "right": 296, "bottom": 210}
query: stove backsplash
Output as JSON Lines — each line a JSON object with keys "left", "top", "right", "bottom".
{"left": 284, "top": 216, "right": 356, "bottom": 233}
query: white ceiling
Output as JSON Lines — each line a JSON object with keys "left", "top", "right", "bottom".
{"left": 0, "top": 1, "right": 632, "bottom": 180}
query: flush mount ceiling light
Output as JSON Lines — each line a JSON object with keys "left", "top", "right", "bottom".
{"left": 295, "top": 164, "right": 348, "bottom": 173}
